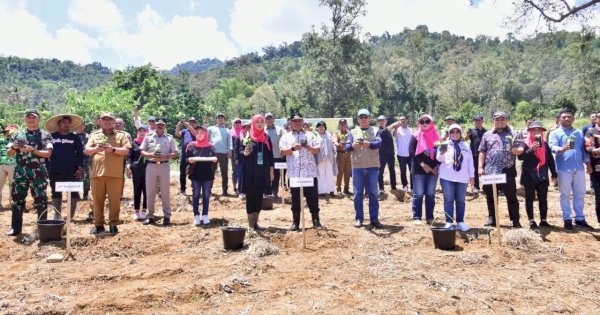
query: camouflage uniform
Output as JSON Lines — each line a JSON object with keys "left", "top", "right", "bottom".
{"left": 77, "top": 132, "right": 90, "bottom": 198}
{"left": 9, "top": 128, "right": 53, "bottom": 232}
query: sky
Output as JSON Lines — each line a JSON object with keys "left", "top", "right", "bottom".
{"left": 0, "top": 0, "right": 597, "bottom": 70}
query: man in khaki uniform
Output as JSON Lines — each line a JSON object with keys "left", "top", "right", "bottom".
{"left": 140, "top": 118, "right": 178, "bottom": 225}
{"left": 84, "top": 112, "right": 131, "bottom": 235}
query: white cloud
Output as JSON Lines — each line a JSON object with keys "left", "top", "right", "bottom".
{"left": 0, "top": 1, "right": 97, "bottom": 64}
{"left": 229, "top": 0, "right": 329, "bottom": 52}
{"left": 68, "top": 0, "right": 124, "bottom": 31}
{"left": 104, "top": 4, "right": 238, "bottom": 69}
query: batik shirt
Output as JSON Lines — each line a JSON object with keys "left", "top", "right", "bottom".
{"left": 8, "top": 128, "right": 53, "bottom": 178}
{"left": 478, "top": 128, "right": 519, "bottom": 175}
{"left": 279, "top": 130, "right": 321, "bottom": 178}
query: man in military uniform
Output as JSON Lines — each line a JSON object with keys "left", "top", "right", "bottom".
{"left": 140, "top": 118, "right": 178, "bottom": 225}
{"left": 6, "top": 109, "right": 54, "bottom": 236}
{"left": 84, "top": 112, "right": 131, "bottom": 235}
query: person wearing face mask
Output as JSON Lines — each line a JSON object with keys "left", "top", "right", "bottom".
{"left": 126, "top": 125, "right": 149, "bottom": 221}
{"left": 518, "top": 121, "right": 557, "bottom": 229}
{"left": 186, "top": 125, "right": 217, "bottom": 226}
{"left": 240, "top": 115, "right": 274, "bottom": 230}
{"left": 409, "top": 114, "right": 441, "bottom": 225}
{"left": 478, "top": 111, "right": 524, "bottom": 228}
{"left": 436, "top": 124, "right": 474, "bottom": 232}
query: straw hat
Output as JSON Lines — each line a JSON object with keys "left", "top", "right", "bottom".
{"left": 45, "top": 114, "right": 84, "bottom": 133}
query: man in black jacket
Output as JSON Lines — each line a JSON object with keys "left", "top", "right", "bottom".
{"left": 377, "top": 115, "right": 396, "bottom": 194}
{"left": 465, "top": 115, "right": 487, "bottom": 193}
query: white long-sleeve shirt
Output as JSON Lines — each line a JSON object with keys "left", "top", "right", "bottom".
{"left": 436, "top": 141, "right": 474, "bottom": 184}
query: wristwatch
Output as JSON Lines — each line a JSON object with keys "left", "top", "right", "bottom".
{"left": 112, "top": 148, "right": 116, "bottom": 153}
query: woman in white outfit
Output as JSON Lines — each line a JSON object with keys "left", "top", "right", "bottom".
{"left": 436, "top": 124, "right": 474, "bottom": 232}
{"left": 315, "top": 121, "right": 338, "bottom": 196}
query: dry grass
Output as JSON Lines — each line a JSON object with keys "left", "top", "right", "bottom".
{"left": 502, "top": 228, "right": 544, "bottom": 251}
{"left": 247, "top": 238, "right": 280, "bottom": 257}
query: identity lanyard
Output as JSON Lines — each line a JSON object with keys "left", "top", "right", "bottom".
{"left": 257, "top": 143, "right": 264, "bottom": 166}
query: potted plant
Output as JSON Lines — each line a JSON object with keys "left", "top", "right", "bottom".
{"left": 568, "top": 134, "right": 577, "bottom": 150}
{"left": 15, "top": 132, "right": 27, "bottom": 148}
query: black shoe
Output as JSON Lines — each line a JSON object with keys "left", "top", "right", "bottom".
{"left": 575, "top": 220, "right": 594, "bottom": 231}
{"left": 484, "top": 217, "right": 496, "bottom": 227}
{"left": 290, "top": 223, "right": 299, "bottom": 231}
{"left": 163, "top": 217, "right": 171, "bottom": 226}
{"left": 290, "top": 212, "right": 300, "bottom": 231}
{"left": 109, "top": 225, "right": 119, "bottom": 235}
{"left": 329, "top": 192, "right": 335, "bottom": 197}
{"left": 371, "top": 221, "right": 384, "bottom": 229}
{"left": 529, "top": 221, "right": 539, "bottom": 229}
{"left": 90, "top": 226, "right": 105, "bottom": 235}
{"left": 313, "top": 219, "right": 323, "bottom": 228}
{"left": 539, "top": 220, "right": 551, "bottom": 228}
{"left": 512, "top": 221, "right": 522, "bottom": 229}
{"left": 343, "top": 189, "right": 352, "bottom": 195}
{"left": 564, "top": 220, "right": 573, "bottom": 230}
{"left": 86, "top": 212, "right": 94, "bottom": 223}
{"left": 143, "top": 218, "right": 155, "bottom": 225}
{"left": 6, "top": 229, "right": 21, "bottom": 236}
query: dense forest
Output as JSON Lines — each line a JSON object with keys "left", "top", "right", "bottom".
{"left": 0, "top": 25, "right": 598, "bottom": 134}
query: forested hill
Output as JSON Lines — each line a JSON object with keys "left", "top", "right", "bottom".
{"left": 0, "top": 27, "right": 598, "bottom": 134}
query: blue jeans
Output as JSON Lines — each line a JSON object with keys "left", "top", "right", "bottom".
{"left": 440, "top": 179, "right": 467, "bottom": 223}
{"left": 352, "top": 167, "right": 379, "bottom": 223}
{"left": 558, "top": 170, "right": 586, "bottom": 221}
{"left": 412, "top": 174, "right": 438, "bottom": 220}
{"left": 192, "top": 179, "right": 212, "bottom": 216}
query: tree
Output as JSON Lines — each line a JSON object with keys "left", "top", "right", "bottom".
{"left": 504, "top": 0, "right": 600, "bottom": 33}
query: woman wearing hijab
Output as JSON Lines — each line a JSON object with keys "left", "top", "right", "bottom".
{"left": 518, "top": 121, "right": 557, "bottom": 229}
{"left": 315, "top": 121, "right": 338, "bottom": 196}
{"left": 409, "top": 114, "right": 441, "bottom": 224}
{"left": 186, "top": 125, "right": 217, "bottom": 226}
{"left": 230, "top": 118, "right": 243, "bottom": 195}
{"left": 127, "top": 125, "right": 149, "bottom": 221}
{"left": 240, "top": 115, "right": 274, "bottom": 230}
{"left": 436, "top": 124, "right": 474, "bottom": 231}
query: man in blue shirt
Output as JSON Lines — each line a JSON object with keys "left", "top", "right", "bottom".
{"left": 208, "top": 113, "right": 233, "bottom": 195}
{"left": 549, "top": 108, "right": 594, "bottom": 231}
{"left": 175, "top": 117, "right": 197, "bottom": 194}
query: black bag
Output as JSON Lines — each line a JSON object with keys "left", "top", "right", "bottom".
{"left": 528, "top": 167, "right": 548, "bottom": 184}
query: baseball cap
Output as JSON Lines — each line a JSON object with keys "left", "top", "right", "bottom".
{"left": 188, "top": 117, "right": 197, "bottom": 122}
{"left": 445, "top": 115, "right": 455, "bottom": 121}
{"left": 216, "top": 113, "right": 225, "bottom": 118}
{"left": 357, "top": 109, "right": 370, "bottom": 117}
{"left": 265, "top": 112, "right": 274, "bottom": 118}
{"left": 339, "top": 118, "right": 348, "bottom": 124}
{"left": 100, "top": 112, "right": 115, "bottom": 119}
{"left": 473, "top": 114, "right": 484, "bottom": 121}
{"left": 137, "top": 125, "right": 149, "bottom": 131}
{"left": 148, "top": 116, "right": 157, "bottom": 122}
{"left": 376, "top": 115, "right": 386, "bottom": 121}
{"left": 290, "top": 113, "right": 303, "bottom": 121}
{"left": 24, "top": 109, "right": 40, "bottom": 117}
{"left": 527, "top": 121, "right": 546, "bottom": 131}
{"left": 155, "top": 118, "right": 167, "bottom": 125}
{"left": 493, "top": 111, "right": 508, "bottom": 119}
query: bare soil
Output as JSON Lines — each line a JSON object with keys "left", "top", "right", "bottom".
{"left": 1, "top": 170, "right": 600, "bottom": 314}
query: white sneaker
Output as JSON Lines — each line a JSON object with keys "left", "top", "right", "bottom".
{"left": 239, "top": 193, "right": 246, "bottom": 200}
{"left": 202, "top": 215, "right": 210, "bottom": 225}
{"left": 413, "top": 219, "right": 422, "bottom": 225}
{"left": 473, "top": 188, "right": 480, "bottom": 194}
{"left": 444, "top": 222, "right": 455, "bottom": 229}
{"left": 139, "top": 211, "right": 147, "bottom": 220}
{"left": 194, "top": 215, "right": 201, "bottom": 226}
{"left": 457, "top": 222, "right": 470, "bottom": 232}
{"left": 402, "top": 186, "right": 408, "bottom": 192}
{"left": 133, "top": 212, "right": 140, "bottom": 221}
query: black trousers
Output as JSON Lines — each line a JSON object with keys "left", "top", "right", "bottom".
{"left": 473, "top": 155, "right": 481, "bottom": 189}
{"left": 378, "top": 154, "right": 397, "bottom": 190}
{"left": 132, "top": 171, "right": 147, "bottom": 210}
{"left": 591, "top": 177, "right": 600, "bottom": 223}
{"left": 483, "top": 175, "right": 520, "bottom": 222}
{"left": 179, "top": 155, "right": 188, "bottom": 193}
{"left": 524, "top": 181, "right": 548, "bottom": 221}
{"left": 291, "top": 178, "right": 319, "bottom": 214}
{"left": 271, "top": 157, "right": 285, "bottom": 196}
{"left": 397, "top": 156, "right": 412, "bottom": 188}
{"left": 245, "top": 185, "right": 265, "bottom": 214}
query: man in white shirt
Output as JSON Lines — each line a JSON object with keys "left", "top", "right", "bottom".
{"left": 389, "top": 115, "right": 413, "bottom": 192}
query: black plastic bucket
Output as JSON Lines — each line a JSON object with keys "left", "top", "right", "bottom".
{"left": 38, "top": 220, "right": 65, "bottom": 242}
{"left": 221, "top": 227, "right": 247, "bottom": 250}
{"left": 431, "top": 227, "right": 456, "bottom": 250}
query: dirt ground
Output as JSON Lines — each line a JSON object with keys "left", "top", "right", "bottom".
{"left": 1, "top": 166, "right": 600, "bottom": 315}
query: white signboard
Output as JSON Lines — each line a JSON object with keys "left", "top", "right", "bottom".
{"left": 481, "top": 174, "right": 507, "bottom": 185}
{"left": 55, "top": 182, "right": 84, "bottom": 192}
{"left": 289, "top": 177, "right": 314, "bottom": 188}
{"left": 274, "top": 162, "right": 287, "bottom": 169}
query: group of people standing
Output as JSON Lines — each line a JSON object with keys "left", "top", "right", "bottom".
{"left": 2, "top": 106, "right": 600, "bottom": 237}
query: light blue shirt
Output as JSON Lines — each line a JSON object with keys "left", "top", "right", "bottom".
{"left": 549, "top": 126, "right": 588, "bottom": 172}
{"left": 208, "top": 125, "right": 232, "bottom": 154}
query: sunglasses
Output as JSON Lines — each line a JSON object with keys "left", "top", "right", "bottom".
{"left": 419, "top": 119, "right": 431, "bottom": 125}
{"left": 234, "top": 121, "right": 241, "bottom": 124}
